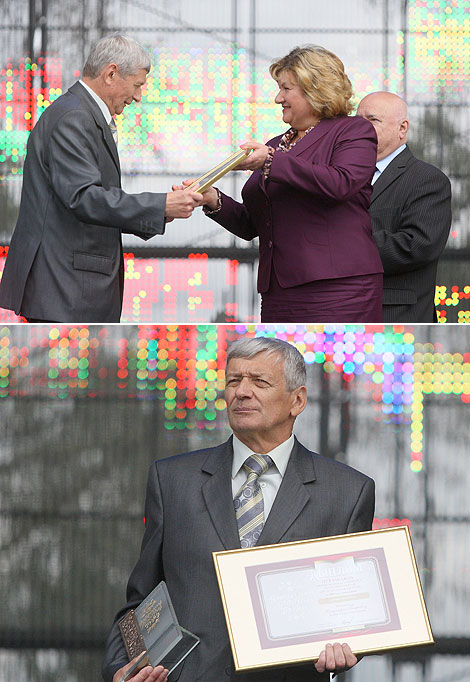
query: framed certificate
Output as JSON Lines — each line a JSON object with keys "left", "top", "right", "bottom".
{"left": 213, "top": 526, "right": 433, "bottom": 672}
{"left": 184, "top": 149, "right": 250, "bottom": 193}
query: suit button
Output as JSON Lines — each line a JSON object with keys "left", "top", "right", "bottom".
{"left": 268, "top": 240, "right": 273, "bottom": 248}
{"left": 225, "top": 666, "right": 231, "bottom": 676}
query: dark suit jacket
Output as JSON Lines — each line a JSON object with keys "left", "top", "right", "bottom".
{"left": 0, "top": 82, "right": 167, "bottom": 322}
{"left": 208, "top": 116, "right": 383, "bottom": 293}
{"left": 370, "top": 145, "right": 452, "bottom": 322}
{"left": 102, "top": 437, "right": 375, "bottom": 682}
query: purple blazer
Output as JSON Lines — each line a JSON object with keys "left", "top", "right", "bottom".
{"left": 209, "top": 115, "right": 383, "bottom": 293}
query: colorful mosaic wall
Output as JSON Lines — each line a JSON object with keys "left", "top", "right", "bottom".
{"left": 1, "top": 325, "right": 468, "bottom": 474}
{"left": 0, "top": 2, "right": 468, "bottom": 175}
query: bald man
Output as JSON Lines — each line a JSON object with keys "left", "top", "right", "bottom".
{"left": 357, "top": 92, "right": 451, "bottom": 322}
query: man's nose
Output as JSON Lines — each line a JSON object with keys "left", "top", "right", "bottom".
{"left": 134, "top": 90, "right": 142, "bottom": 102}
{"left": 235, "top": 377, "right": 253, "bottom": 396}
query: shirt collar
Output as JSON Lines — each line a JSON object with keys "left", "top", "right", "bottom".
{"left": 78, "top": 80, "right": 112, "bottom": 125}
{"left": 232, "top": 433, "right": 295, "bottom": 478}
{"left": 376, "top": 143, "right": 407, "bottom": 174}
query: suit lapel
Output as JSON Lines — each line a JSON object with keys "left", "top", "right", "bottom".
{"left": 69, "top": 81, "right": 121, "bottom": 175}
{"left": 257, "top": 438, "right": 316, "bottom": 546}
{"left": 256, "top": 118, "right": 337, "bottom": 194}
{"left": 201, "top": 438, "right": 241, "bottom": 550}
{"left": 370, "top": 147, "right": 413, "bottom": 205}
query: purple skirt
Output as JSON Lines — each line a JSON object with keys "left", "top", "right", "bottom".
{"left": 261, "top": 271, "right": 383, "bottom": 323}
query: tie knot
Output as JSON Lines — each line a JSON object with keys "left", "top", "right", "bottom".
{"left": 243, "top": 454, "right": 273, "bottom": 478}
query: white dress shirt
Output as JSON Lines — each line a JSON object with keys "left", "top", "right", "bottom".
{"left": 231, "top": 433, "right": 295, "bottom": 520}
{"left": 372, "top": 143, "right": 407, "bottom": 184}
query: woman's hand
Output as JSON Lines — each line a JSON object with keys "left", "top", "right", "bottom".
{"left": 235, "top": 140, "right": 269, "bottom": 171}
{"left": 172, "top": 180, "right": 219, "bottom": 211}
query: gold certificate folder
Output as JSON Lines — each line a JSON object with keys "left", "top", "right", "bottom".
{"left": 185, "top": 149, "right": 250, "bottom": 193}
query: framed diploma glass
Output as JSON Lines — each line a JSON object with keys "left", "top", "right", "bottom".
{"left": 213, "top": 526, "right": 433, "bottom": 672}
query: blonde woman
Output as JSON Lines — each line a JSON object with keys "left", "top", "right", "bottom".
{"left": 200, "top": 45, "right": 383, "bottom": 322}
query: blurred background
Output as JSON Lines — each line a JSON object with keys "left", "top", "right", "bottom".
{"left": 0, "top": 0, "right": 469, "bottom": 322}
{"left": 0, "top": 322, "right": 469, "bottom": 681}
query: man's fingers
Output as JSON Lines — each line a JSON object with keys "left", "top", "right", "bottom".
{"left": 314, "top": 648, "right": 326, "bottom": 673}
{"left": 314, "top": 642, "right": 358, "bottom": 674}
{"left": 341, "top": 642, "right": 358, "bottom": 668}
{"left": 332, "top": 642, "right": 346, "bottom": 669}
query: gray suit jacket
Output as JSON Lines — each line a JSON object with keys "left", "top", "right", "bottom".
{"left": 102, "top": 437, "right": 375, "bottom": 682}
{"left": 0, "top": 81, "right": 166, "bottom": 322}
{"left": 370, "top": 146, "right": 451, "bottom": 323}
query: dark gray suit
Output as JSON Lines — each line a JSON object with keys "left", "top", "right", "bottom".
{"left": 102, "top": 437, "right": 375, "bottom": 682}
{"left": 0, "top": 82, "right": 166, "bottom": 322}
{"left": 370, "top": 145, "right": 451, "bottom": 322}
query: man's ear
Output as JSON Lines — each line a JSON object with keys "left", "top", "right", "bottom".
{"left": 290, "top": 385, "right": 307, "bottom": 418}
{"left": 399, "top": 118, "right": 409, "bottom": 140}
{"left": 102, "top": 63, "right": 119, "bottom": 85}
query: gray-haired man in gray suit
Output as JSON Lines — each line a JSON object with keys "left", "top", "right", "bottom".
{"left": 0, "top": 34, "right": 203, "bottom": 323}
{"left": 102, "top": 337, "right": 375, "bottom": 682}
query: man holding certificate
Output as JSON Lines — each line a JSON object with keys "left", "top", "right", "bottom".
{"left": 102, "top": 337, "right": 375, "bottom": 682}
{"left": 198, "top": 45, "right": 383, "bottom": 323}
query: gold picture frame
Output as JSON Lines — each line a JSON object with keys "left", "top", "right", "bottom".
{"left": 184, "top": 149, "right": 250, "bottom": 193}
{"left": 213, "top": 526, "right": 433, "bottom": 672}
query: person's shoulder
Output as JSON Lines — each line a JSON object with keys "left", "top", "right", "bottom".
{"left": 40, "top": 84, "right": 94, "bottom": 129}
{"left": 326, "top": 115, "right": 377, "bottom": 142}
{"left": 405, "top": 148, "right": 451, "bottom": 183}
{"left": 154, "top": 440, "right": 228, "bottom": 470}
{"left": 45, "top": 83, "right": 84, "bottom": 114}
{"left": 297, "top": 440, "right": 374, "bottom": 485}
{"left": 348, "top": 114, "right": 377, "bottom": 138}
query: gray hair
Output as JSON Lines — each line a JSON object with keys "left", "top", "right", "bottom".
{"left": 226, "top": 337, "right": 306, "bottom": 391}
{"left": 83, "top": 33, "right": 151, "bottom": 79}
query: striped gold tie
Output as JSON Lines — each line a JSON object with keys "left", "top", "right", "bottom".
{"left": 234, "top": 454, "right": 273, "bottom": 548}
{"left": 109, "top": 118, "right": 118, "bottom": 146}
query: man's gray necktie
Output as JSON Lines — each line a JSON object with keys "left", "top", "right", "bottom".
{"left": 109, "top": 118, "right": 118, "bottom": 145}
{"left": 234, "top": 454, "right": 273, "bottom": 548}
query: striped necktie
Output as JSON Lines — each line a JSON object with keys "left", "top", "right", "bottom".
{"left": 109, "top": 118, "right": 118, "bottom": 145}
{"left": 234, "top": 454, "right": 273, "bottom": 548}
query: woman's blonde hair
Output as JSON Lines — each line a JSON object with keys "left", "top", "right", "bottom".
{"left": 269, "top": 45, "right": 354, "bottom": 118}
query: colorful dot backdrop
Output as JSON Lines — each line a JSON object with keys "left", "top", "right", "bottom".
{"left": 0, "top": 2, "right": 469, "bottom": 172}
{"left": 1, "top": 324, "right": 468, "bottom": 476}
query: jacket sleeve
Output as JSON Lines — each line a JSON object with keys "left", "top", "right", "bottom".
{"left": 346, "top": 476, "right": 375, "bottom": 533}
{"left": 268, "top": 117, "right": 377, "bottom": 201}
{"left": 372, "top": 165, "right": 452, "bottom": 275}
{"left": 47, "top": 109, "right": 167, "bottom": 240}
{"left": 205, "top": 191, "right": 259, "bottom": 241}
{"left": 101, "top": 463, "right": 165, "bottom": 682}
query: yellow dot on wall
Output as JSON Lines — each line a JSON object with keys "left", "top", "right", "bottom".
{"left": 163, "top": 284, "right": 172, "bottom": 292}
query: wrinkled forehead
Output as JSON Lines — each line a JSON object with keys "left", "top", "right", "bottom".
{"left": 225, "top": 351, "right": 284, "bottom": 375}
